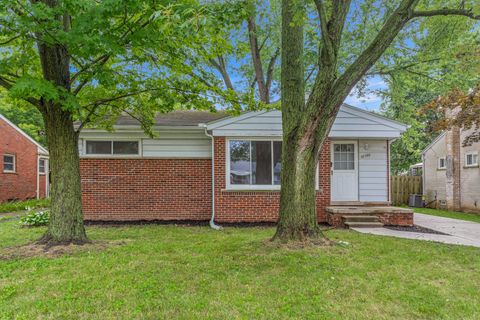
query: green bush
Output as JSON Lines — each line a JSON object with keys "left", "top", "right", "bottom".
{"left": 20, "top": 210, "right": 50, "bottom": 227}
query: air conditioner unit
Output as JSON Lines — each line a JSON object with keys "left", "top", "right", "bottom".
{"left": 408, "top": 194, "right": 423, "bottom": 208}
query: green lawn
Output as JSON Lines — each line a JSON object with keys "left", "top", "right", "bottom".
{"left": 0, "top": 198, "right": 50, "bottom": 214}
{"left": 1, "top": 220, "right": 480, "bottom": 319}
{"left": 414, "top": 207, "right": 480, "bottom": 224}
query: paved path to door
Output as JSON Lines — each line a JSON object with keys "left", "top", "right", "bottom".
{"left": 353, "top": 213, "right": 480, "bottom": 248}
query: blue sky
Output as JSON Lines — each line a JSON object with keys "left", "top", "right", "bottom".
{"left": 345, "top": 75, "right": 388, "bottom": 111}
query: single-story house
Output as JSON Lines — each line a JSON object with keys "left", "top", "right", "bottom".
{"left": 78, "top": 104, "right": 413, "bottom": 227}
{"left": 0, "top": 113, "right": 49, "bottom": 203}
{"left": 422, "top": 127, "right": 480, "bottom": 213}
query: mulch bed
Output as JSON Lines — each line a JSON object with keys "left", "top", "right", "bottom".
{"left": 85, "top": 220, "right": 332, "bottom": 230}
{"left": 385, "top": 225, "right": 449, "bottom": 235}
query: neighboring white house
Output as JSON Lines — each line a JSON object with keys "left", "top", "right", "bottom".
{"left": 423, "top": 128, "right": 480, "bottom": 213}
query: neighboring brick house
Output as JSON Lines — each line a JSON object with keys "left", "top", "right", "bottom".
{"left": 78, "top": 104, "right": 412, "bottom": 227}
{"left": 0, "top": 114, "right": 49, "bottom": 203}
{"left": 423, "top": 127, "right": 480, "bottom": 213}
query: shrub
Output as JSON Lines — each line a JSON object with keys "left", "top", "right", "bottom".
{"left": 20, "top": 210, "right": 50, "bottom": 227}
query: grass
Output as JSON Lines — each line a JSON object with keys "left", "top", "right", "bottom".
{"left": 1, "top": 220, "right": 480, "bottom": 319}
{"left": 0, "top": 198, "right": 50, "bottom": 214}
{"left": 414, "top": 207, "right": 480, "bottom": 224}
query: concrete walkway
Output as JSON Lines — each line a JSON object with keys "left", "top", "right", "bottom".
{"left": 353, "top": 213, "right": 480, "bottom": 248}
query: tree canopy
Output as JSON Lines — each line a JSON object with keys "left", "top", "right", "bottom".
{"left": 379, "top": 17, "right": 479, "bottom": 173}
{"left": 0, "top": 0, "right": 245, "bottom": 130}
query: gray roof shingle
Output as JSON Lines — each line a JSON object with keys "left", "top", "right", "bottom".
{"left": 113, "top": 110, "right": 231, "bottom": 127}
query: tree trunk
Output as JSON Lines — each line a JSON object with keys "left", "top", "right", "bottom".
{"left": 273, "top": 128, "right": 323, "bottom": 241}
{"left": 39, "top": 107, "right": 88, "bottom": 245}
{"left": 272, "top": 0, "right": 326, "bottom": 242}
{"left": 35, "top": 0, "right": 88, "bottom": 244}
{"left": 247, "top": 15, "right": 269, "bottom": 104}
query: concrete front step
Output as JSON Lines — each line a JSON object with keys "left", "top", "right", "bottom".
{"left": 326, "top": 206, "right": 413, "bottom": 215}
{"left": 344, "top": 221, "right": 384, "bottom": 228}
{"left": 342, "top": 215, "right": 379, "bottom": 223}
{"left": 342, "top": 215, "right": 383, "bottom": 228}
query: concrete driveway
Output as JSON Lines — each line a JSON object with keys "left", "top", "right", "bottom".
{"left": 414, "top": 213, "right": 480, "bottom": 246}
{"left": 353, "top": 213, "right": 480, "bottom": 248}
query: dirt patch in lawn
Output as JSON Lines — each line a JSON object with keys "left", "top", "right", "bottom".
{"left": 265, "top": 236, "right": 337, "bottom": 250}
{"left": 0, "top": 240, "right": 128, "bottom": 260}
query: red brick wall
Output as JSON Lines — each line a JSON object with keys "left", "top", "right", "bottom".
{"left": 213, "top": 137, "right": 331, "bottom": 223}
{"left": 38, "top": 174, "right": 47, "bottom": 198}
{"left": 0, "top": 117, "right": 39, "bottom": 202}
{"left": 80, "top": 159, "right": 212, "bottom": 221}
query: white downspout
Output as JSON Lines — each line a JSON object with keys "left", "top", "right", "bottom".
{"left": 201, "top": 125, "right": 222, "bottom": 230}
{"left": 36, "top": 155, "right": 40, "bottom": 199}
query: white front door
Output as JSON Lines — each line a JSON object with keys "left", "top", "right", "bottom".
{"left": 331, "top": 141, "right": 358, "bottom": 201}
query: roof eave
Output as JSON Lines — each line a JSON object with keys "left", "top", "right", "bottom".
{"left": 79, "top": 125, "right": 206, "bottom": 132}
{"left": 421, "top": 132, "right": 446, "bottom": 155}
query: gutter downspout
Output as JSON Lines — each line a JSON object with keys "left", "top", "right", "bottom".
{"left": 201, "top": 124, "right": 222, "bottom": 230}
{"left": 36, "top": 154, "right": 40, "bottom": 199}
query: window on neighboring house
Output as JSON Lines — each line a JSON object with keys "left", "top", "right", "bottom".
{"left": 465, "top": 152, "right": 478, "bottom": 167}
{"left": 85, "top": 140, "right": 139, "bottom": 156}
{"left": 39, "top": 158, "right": 46, "bottom": 174}
{"left": 229, "top": 140, "right": 283, "bottom": 188}
{"left": 438, "top": 157, "right": 446, "bottom": 170}
{"left": 3, "top": 154, "right": 15, "bottom": 173}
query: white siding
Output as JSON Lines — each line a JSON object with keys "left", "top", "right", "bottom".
{"left": 212, "top": 111, "right": 282, "bottom": 137}
{"left": 459, "top": 128, "right": 480, "bottom": 212}
{"left": 358, "top": 140, "right": 388, "bottom": 202}
{"left": 423, "top": 134, "right": 447, "bottom": 204}
{"left": 330, "top": 109, "right": 402, "bottom": 138}
{"left": 79, "top": 129, "right": 212, "bottom": 158}
{"left": 209, "top": 105, "right": 406, "bottom": 138}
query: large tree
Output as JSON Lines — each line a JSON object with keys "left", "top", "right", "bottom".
{"left": 191, "top": 0, "right": 281, "bottom": 106}
{"left": 0, "top": 0, "right": 236, "bottom": 244}
{"left": 274, "top": 0, "right": 480, "bottom": 242}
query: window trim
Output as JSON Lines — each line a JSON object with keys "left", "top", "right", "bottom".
{"left": 82, "top": 139, "right": 142, "bottom": 158}
{"left": 3, "top": 154, "right": 16, "bottom": 173}
{"left": 465, "top": 151, "right": 478, "bottom": 168}
{"left": 225, "top": 137, "right": 319, "bottom": 191}
{"left": 438, "top": 157, "right": 446, "bottom": 170}
{"left": 38, "top": 158, "right": 46, "bottom": 175}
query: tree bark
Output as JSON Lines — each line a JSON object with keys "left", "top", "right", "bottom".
{"left": 35, "top": 0, "right": 88, "bottom": 244}
{"left": 273, "top": 133, "right": 322, "bottom": 241}
{"left": 272, "top": 0, "right": 325, "bottom": 242}
{"left": 39, "top": 107, "right": 88, "bottom": 244}
{"left": 247, "top": 16, "right": 269, "bottom": 104}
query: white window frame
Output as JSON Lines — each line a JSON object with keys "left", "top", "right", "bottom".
{"left": 225, "top": 137, "right": 319, "bottom": 191}
{"left": 438, "top": 157, "right": 446, "bottom": 170}
{"left": 465, "top": 151, "right": 478, "bottom": 167}
{"left": 3, "top": 154, "right": 16, "bottom": 173}
{"left": 38, "top": 158, "right": 46, "bottom": 175}
{"left": 82, "top": 139, "right": 142, "bottom": 158}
